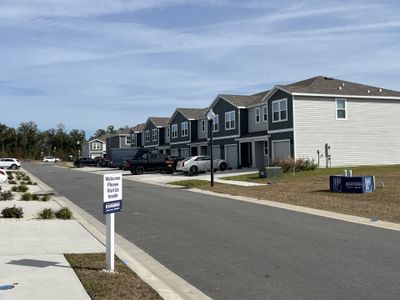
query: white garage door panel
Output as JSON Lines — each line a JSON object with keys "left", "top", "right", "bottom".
{"left": 212, "top": 146, "right": 221, "bottom": 159}
{"left": 273, "top": 140, "right": 291, "bottom": 161}
{"left": 225, "top": 145, "right": 238, "bottom": 169}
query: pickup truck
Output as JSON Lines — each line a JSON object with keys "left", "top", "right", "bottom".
{"left": 124, "top": 153, "right": 179, "bottom": 175}
{"left": 74, "top": 157, "right": 97, "bottom": 168}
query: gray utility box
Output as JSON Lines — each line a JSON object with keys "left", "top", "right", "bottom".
{"left": 259, "top": 166, "right": 283, "bottom": 178}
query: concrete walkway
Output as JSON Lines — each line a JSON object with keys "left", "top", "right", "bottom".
{"left": 0, "top": 220, "right": 104, "bottom": 300}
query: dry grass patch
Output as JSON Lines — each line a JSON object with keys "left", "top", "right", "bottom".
{"left": 65, "top": 253, "right": 161, "bottom": 300}
{"left": 171, "top": 165, "right": 400, "bottom": 223}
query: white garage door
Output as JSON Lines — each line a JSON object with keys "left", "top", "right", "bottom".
{"left": 212, "top": 146, "right": 221, "bottom": 159}
{"left": 272, "top": 140, "right": 291, "bottom": 162}
{"left": 225, "top": 144, "right": 238, "bottom": 169}
{"left": 180, "top": 148, "right": 190, "bottom": 158}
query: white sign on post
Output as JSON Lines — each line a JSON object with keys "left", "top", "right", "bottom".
{"left": 103, "top": 173, "right": 123, "bottom": 272}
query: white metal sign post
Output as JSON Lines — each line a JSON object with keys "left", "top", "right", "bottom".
{"left": 103, "top": 173, "right": 123, "bottom": 272}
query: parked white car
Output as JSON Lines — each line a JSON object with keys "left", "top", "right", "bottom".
{"left": 43, "top": 156, "right": 61, "bottom": 163}
{"left": 0, "top": 169, "right": 7, "bottom": 182}
{"left": 0, "top": 158, "right": 21, "bottom": 170}
{"left": 176, "top": 156, "right": 228, "bottom": 174}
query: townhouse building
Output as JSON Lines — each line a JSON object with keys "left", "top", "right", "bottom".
{"left": 142, "top": 117, "right": 170, "bottom": 154}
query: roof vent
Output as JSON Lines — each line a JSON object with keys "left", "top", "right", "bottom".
{"left": 379, "top": 88, "right": 382, "bottom": 92}
{"left": 338, "top": 86, "right": 342, "bottom": 90}
{"left": 367, "top": 89, "right": 371, "bottom": 94}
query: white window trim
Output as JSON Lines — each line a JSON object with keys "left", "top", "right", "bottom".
{"left": 181, "top": 121, "right": 188, "bottom": 137}
{"left": 167, "top": 127, "right": 170, "bottom": 138}
{"left": 255, "top": 107, "right": 261, "bottom": 123}
{"left": 152, "top": 129, "right": 157, "bottom": 141}
{"left": 225, "top": 111, "right": 236, "bottom": 130}
{"left": 125, "top": 136, "right": 131, "bottom": 145}
{"left": 213, "top": 114, "right": 219, "bottom": 132}
{"left": 263, "top": 105, "right": 268, "bottom": 122}
{"left": 171, "top": 124, "right": 178, "bottom": 138}
{"left": 201, "top": 120, "right": 206, "bottom": 132}
{"left": 92, "top": 142, "right": 101, "bottom": 150}
{"left": 336, "top": 98, "right": 347, "bottom": 120}
{"left": 264, "top": 140, "right": 269, "bottom": 156}
{"left": 145, "top": 130, "right": 150, "bottom": 143}
{"left": 272, "top": 98, "right": 288, "bottom": 123}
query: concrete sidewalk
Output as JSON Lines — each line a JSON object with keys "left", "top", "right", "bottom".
{"left": 0, "top": 220, "right": 104, "bottom": 299}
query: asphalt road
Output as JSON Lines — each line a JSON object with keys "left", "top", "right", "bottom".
{"left": 24, "top": 163, "right": 400, "bottom": 299}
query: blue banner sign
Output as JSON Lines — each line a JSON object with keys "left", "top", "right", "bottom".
{"left": 330, "top": 175, "right": 375, "bottom": 193}
{"left": 103, "top": 200, "right": 122, "bottom": 214}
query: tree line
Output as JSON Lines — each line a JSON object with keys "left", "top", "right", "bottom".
{"left": 0, "top": 122, "right": 127, "bottom": 160}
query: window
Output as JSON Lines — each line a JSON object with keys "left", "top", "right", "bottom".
{"left": 264, "top": 141, "right": 269, "bottom": 155}
{"left": 336, "top": 99, "right": 347, "bottom": 119}
{"left": 92, "top": 142, "right": 101, "bottom": 150}
{"left": 201, "top": 120, "right": 206, "bottom": 132}
{"left": 272, "top": 99, "right": 288, "bottom": 122}
{"left": 225, "top": 111, "right": 235, "bottom": 130}
{"left": 152, "top": 129, "right": 157, "bottom": 141}
{"left": 213, "top": 114, "right": 219, "bottom": 132}
{"left": 145, "top": 130, "right": 150, "bottom": 143}
{"left": 167, "top": 127, "right": 170, "bottom": 138}
{"left": 255, "top": 108, "right": 260, "bottom": 123}
{"left": 263, "top": 105, "right": 268, "bottom": 122}
{"left": 171, "top": 124, "right": 178, "bottom": 138}
{"left": 181, "top": 121, "right": 188, "bottom": 137}
{"left": 125, "top": 136, "right": 131, "bottom": 145}
{"left": 131, "top": 136, "right": 136, "bottom": 146}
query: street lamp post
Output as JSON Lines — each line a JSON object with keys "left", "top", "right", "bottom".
{"left": 207, "top": 109, "right": 216, "bottom": 187}
{"left": 129, "top": 129, "right": 134, "bottom": 148}
{"left": 76, "top": 140, "right": 80, "bottom": 159}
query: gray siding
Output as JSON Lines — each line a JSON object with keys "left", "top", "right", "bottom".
{"left": 294, "top": 96, "right": 400, "bottom": 167}
{"left": 211, "top": 98, "right": 239, "bottom": 138}
{"left": 197, "top": 118, "right": 208, "bottom": 139}
{"left": 268, "top": 89, "right": 293, "bottom": 131}
{"left": 248, "top": 105, "right": 268, "bottom": 133}
{"left": 170, "top": 112, "right": 191, "bottom": 144}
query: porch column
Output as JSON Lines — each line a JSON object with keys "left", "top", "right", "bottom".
{"left": 251, "top": 140, "right": 256, "bottom": 168}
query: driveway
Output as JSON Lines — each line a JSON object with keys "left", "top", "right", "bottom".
{"left": 24, "top": 163, "right": 400, "bottom": 299}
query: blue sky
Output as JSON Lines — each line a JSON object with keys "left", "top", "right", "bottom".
{"left": 1, "top": 0, "right": 400, "bottom": 137}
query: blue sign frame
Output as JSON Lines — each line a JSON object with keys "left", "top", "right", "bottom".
{"left": 103, "top": 200, "right": 122, "bottom": 214}
{"left": 330, "top": 176, "right": 375, "bottom": 193}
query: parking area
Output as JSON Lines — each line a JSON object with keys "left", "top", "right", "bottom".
{"left": 71, "top": 166, "right": 263, "bottom": 186}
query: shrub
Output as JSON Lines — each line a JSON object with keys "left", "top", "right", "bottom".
{"left": 41, "top": 195, "right": 51, "bottom": 202}
{"left": 274, "top": 158, "right": 318, "bottom": 173}
{"left": 55, "top": 207, "right": 73, "bottom": 219}
{"left": 23, "top": 175, "right": 30, "bottom": 181}
{"left": 6, "top": 171, "right": 12, "bottom": 177}
{"left": 21, "top": 192, "right": 33, "bottom": 201}
{"left": 32, "top": 194, "right": 39, "bottom": 201}
{"left": 11, "top": 186, "right": 17, "bottom": 192}
{"left": 17, "top": 184, "right": 28, "bottom": 193}
{"left": 0, "top": 191, "right": 14, "bottom": 201}
{"left": 8, "top": 180, "right": 17, "bottom": 185}
{"left": 1, "top": 206, "right": 24, "bottom": 218}
{"left": 38, "top": 208, "right": 55, "bottom": 219}
{"left": 26, "top": 180, "right": 33, "bottom": 185}
{"left": 16, "top": 175, "right": 22, "bottom": 181}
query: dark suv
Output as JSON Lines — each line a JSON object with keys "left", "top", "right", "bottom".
{"left": 124, "top": 153, "right": 176, "bottom": 175}
{"left": 74, "top": 157, "right": 97, "bottom": 168}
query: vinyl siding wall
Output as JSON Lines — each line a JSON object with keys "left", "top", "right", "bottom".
{"left": 248, "top": 105, "right": 268, "bottom": 133}
{"left": 294, "top": 96, "right": 400, "bottom": 166}
{"left": 197, "top": 118, "right": 208, "bottom": 139}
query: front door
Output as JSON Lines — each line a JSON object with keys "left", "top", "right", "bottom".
{"left": 240, "top": 142, "right": 252, "bottom": 167}
{"left": 191, "top": 146, "right": 198, "bottom": 156}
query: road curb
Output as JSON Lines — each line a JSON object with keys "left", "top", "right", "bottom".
{"left": 22, "top": 167, "right": 211, "bottom": 300}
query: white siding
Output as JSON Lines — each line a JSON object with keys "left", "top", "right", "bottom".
{"left": 294, "top": 96, "right": 400, "bottom": 167}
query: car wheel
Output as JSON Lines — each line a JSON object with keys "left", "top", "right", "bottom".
{"left": 190, "top": 165, "right": 198, "bottom": 175}
{"left": 136, "top": 166, "right": 145, "bottom": 175}
{"left": 219, "top": 162, "right": 227, "bottom": 171}
{"left": 11, "top": 164, "right": 17, "bottom": 170}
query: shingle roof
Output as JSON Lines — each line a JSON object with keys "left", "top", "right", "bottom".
{"left": 219, "top": 90, "right": 269, "bottom": 107}
{"left": 280, "top": 76, "right": 400, "bottom": 97}
{"left": 149, "top": 117, "right": 170, "bottom": 127}
{"left": 176, "top": 108, "right": 207, "bottom": 120}
{"left": 130, "top": 123, "right": 145, "bottom": 132}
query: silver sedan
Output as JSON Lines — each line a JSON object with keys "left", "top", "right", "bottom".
{"left": 176, "top": 155, "right": 228, "bottom": 174}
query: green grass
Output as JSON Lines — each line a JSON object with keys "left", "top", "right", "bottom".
{"left": 169, "top": 179, "right": 210, "bottom": 188}
{"left": 222, "top": 165, "right": 400, "bottom": 183}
